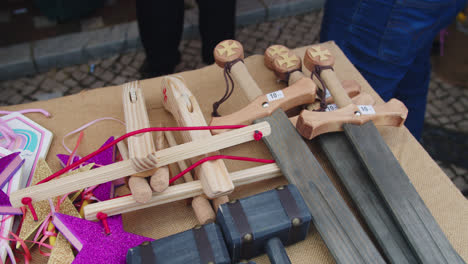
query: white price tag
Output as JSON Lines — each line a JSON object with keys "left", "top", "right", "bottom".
{"left": 325, "top": 104, "right": 338, "bottom": 112}
{"left": 357, "top": 105, "right": 376, "bottom": 115}
{"left": 266, "top": 90, "right": 285, "bottom": 102}
{"left": 325, "top": 89, "right": 331, "bottom": 99}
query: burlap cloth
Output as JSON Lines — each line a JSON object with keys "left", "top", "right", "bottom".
{"left": 5, "top": 42, "right": 467, "bottom": 263}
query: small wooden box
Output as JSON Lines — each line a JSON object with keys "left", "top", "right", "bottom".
{"left": 126, "top": 223, "right": 231, "bottom": 264}
{"left": 216, "top": 184, "right": 312, "bottom": 262}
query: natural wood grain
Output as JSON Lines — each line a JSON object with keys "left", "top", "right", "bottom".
{"left": 289, "top": 93, "right": 375, "bottom": 127}
{"left": 84, "top": 163, "right": 282, "bottom": 220}
{"left": 9, "top": 122, "right": 271, "bottom": 207}
{"left": 345, "top": 122, "right": 466, "bottom": 264}
{"left": 296, "top": 99, "right": 407, "bottom": 139}
{"left": 149, "top": 130, "right": 169, "bottom": 192}
{"left": 162, "top": 76, "right": 234, "bottom": 198}
{"left": 165, "top": 130, "right": 216, "bottom": 224}
{"left": 255, "top": 110, "right": 385, "bottom": 264}
{"left": 209, "top": 77, "right": 317, "bottom": 133}
{"left": 304, "top": 45, "right": 353, "bottom": 107}
{"left": 118, "top": 141, "right": 153, "bottom": 203}
{"left": 122, "top": 81, "right": 157, "bottom": 174}
{"left": 214, "top": 40, "right": 263, "bottom": 101}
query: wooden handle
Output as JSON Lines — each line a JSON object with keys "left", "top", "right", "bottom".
{"left": 118, "top": 141, "right": 153, "bottom": 203}
{"left": 304, "top": 45, "right": 353, "bottom": 107}
{"left": 209, "top": 78, "right": 317, "bottom": 134}
{"left": 214, "top": 40, "right": 263, "bottom": 101}
{"left": 149, "top": 130, "right": 169, "bottom": 192}
{"left": 265, "top": 237, "right": 292, "bottom": 264}
{"left": 265, "top": 45, "right": 302, "bottom": 82}
{"left": 9, "top": 122, "right": 271, "bottom": 207}
{"left": 306, "top": 80, "right": 362, "bottom": 111}
{"left": 290, "top": 92, "right": 376, "bottom": 127}
{"left": 161, "top": 76, "right": 234, "bottom": 198}
{"left": 122, "top": 81, "right": 157, "bottom": 174}
{"left": 165, "top": 130, "right": 216, "bottom": 224}
{"left": 83, "top": 163, "right": 282, "bottom": 220}
{"left": 296, "top": 99, "right": 408, "bottom": 139}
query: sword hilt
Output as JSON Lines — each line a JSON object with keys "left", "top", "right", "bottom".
{"left": 214, "top": 40, "right": 263, "bottom": 101}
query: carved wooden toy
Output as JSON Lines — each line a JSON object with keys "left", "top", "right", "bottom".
{"left": 126, "top": 185, "right": 311, "bottom": 264}
{"left": 210, "top": 43, "right": 363, "bottom": 133}
{"left": 161, "top": 76, "right": 233, "bottom": 200}
{"left": 9, "top": 119, "right": 271, "bottom": 209}
{"left": 126, "top": 222, "right": 231, "bottom": 264}
{"left": 164, "top": 130, "right": 217, "bottom": 224}
{"left": 123, "top": 81, "right": 170, "bottom": 202}
{"left": 214, "top": 40, "right": 263, "bottom": 101}
{"left": 213, "top": 40, "right": 385, "bottom": 263}
{"left": 83, "top": 163, "right": 282, "bottom": 220}
{"left": 270, "top": 44, "right": 417, "bottom": 264}
{"left": 217, "top": 184, "right": 311, "bottom": 263}
{"left": 297, "top": 46, "right": 408, "bottom": 139}
{"left": 297, "top": 44, "right": 464, "bottom": 264}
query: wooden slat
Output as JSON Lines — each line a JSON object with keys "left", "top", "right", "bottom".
{"left": 344, "top": 122, "right": 465, "bottom": 264}
{"left": 9, "top": 122, "right": 271, "bottom": 208}
{"left": 84, "top": 163, "right": 282, "bottom": 220}
{"left": 255, "top": 110, "right": 385, "bottom": 264}
{"left": 319, "top": 133, "right": 417, "bottom": 264}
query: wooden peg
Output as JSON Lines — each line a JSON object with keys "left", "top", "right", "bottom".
{"left": 122, "top": 81, "right": 158, "bottom": 175}
{"left": 165, "top": 130, "right": 216, "bottom": 224}
{"left": 214, "top": 40, "right": 263, "bottom": 101}
{"left": 210, "top": 77, "right": 317, "bottom": 134}
{"left": 149, "top": 130, "right": 170, "bottom": 192}
{"left": 83, "top": 163, "right": 282, "bottom": 220}
{"left": 117, "top": 141, "right": 153, "bottom": 203}
{"left": 161, "top": 76, "right": 234, "bottom": 199}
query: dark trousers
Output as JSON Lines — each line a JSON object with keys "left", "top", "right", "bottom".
{"left": 136, "top": 0, "right": 236, "bottom": 75}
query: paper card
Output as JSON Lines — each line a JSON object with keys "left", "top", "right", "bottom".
{"left": 0, "top": 113, "right": 53, "bottom": 188}
{"left": 266, "top": 90, "right": 285, "bottom": 102}
{"left": 0, "top": 148, "right": 24, "bottom": 263}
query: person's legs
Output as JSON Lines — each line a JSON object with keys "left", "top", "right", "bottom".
{"left": 136, "top": 0, "right": 184, "bottom": 76}
{"left": 196, "top": 0, "right": 236, "bottom": 64}
{"left": 393, "top": 44, "right": 432, "bottom": 140}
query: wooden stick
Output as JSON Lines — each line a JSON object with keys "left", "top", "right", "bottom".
{"left": 214, "top": 40, "right": 263, "bottom": 101}
{"left": 122, "top": 81, "right": 157, "bottom": 175}
{"left": 162, "top": 76, "right": 234, "bottom": 198}
{"left": 149, "top": 130, "right": 169, "bottom": 192}
{"left": 118, "top": 141, "right": 153, "bottom": 203}
{"left": 9, "top": 122, "right": 271, "bottom": 208}
{"left": 84, "top": 163, "right": 282, "bottom": 220}
{"left": 165, "top": 130, "right": 216, "bottom": 224}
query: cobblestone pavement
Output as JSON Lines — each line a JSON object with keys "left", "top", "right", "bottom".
{"left": 0, "top": 9, "right": 467, "bottom": 193}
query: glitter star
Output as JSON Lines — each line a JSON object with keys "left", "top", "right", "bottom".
{"left": 53, "top": 213, "right": 153, "bottom": 264}
{"left": 57, "top": 137, "right": 116, "bottom": 201}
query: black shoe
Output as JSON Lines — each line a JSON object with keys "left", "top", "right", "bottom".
{"left": 139, "top": 59, "right": 176, "bottom": 79}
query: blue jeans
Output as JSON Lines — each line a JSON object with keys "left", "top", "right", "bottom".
{"left": 320, "top": 0, "right": 466, "bottom": 139}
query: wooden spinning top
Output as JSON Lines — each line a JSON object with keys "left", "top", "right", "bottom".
{"left": 214, "top": 39, "right": 244, "bottom": 68}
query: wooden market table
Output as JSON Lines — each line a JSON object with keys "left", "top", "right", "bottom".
{"left": 5, "top": 42, "right": 468, "bottom": 263}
